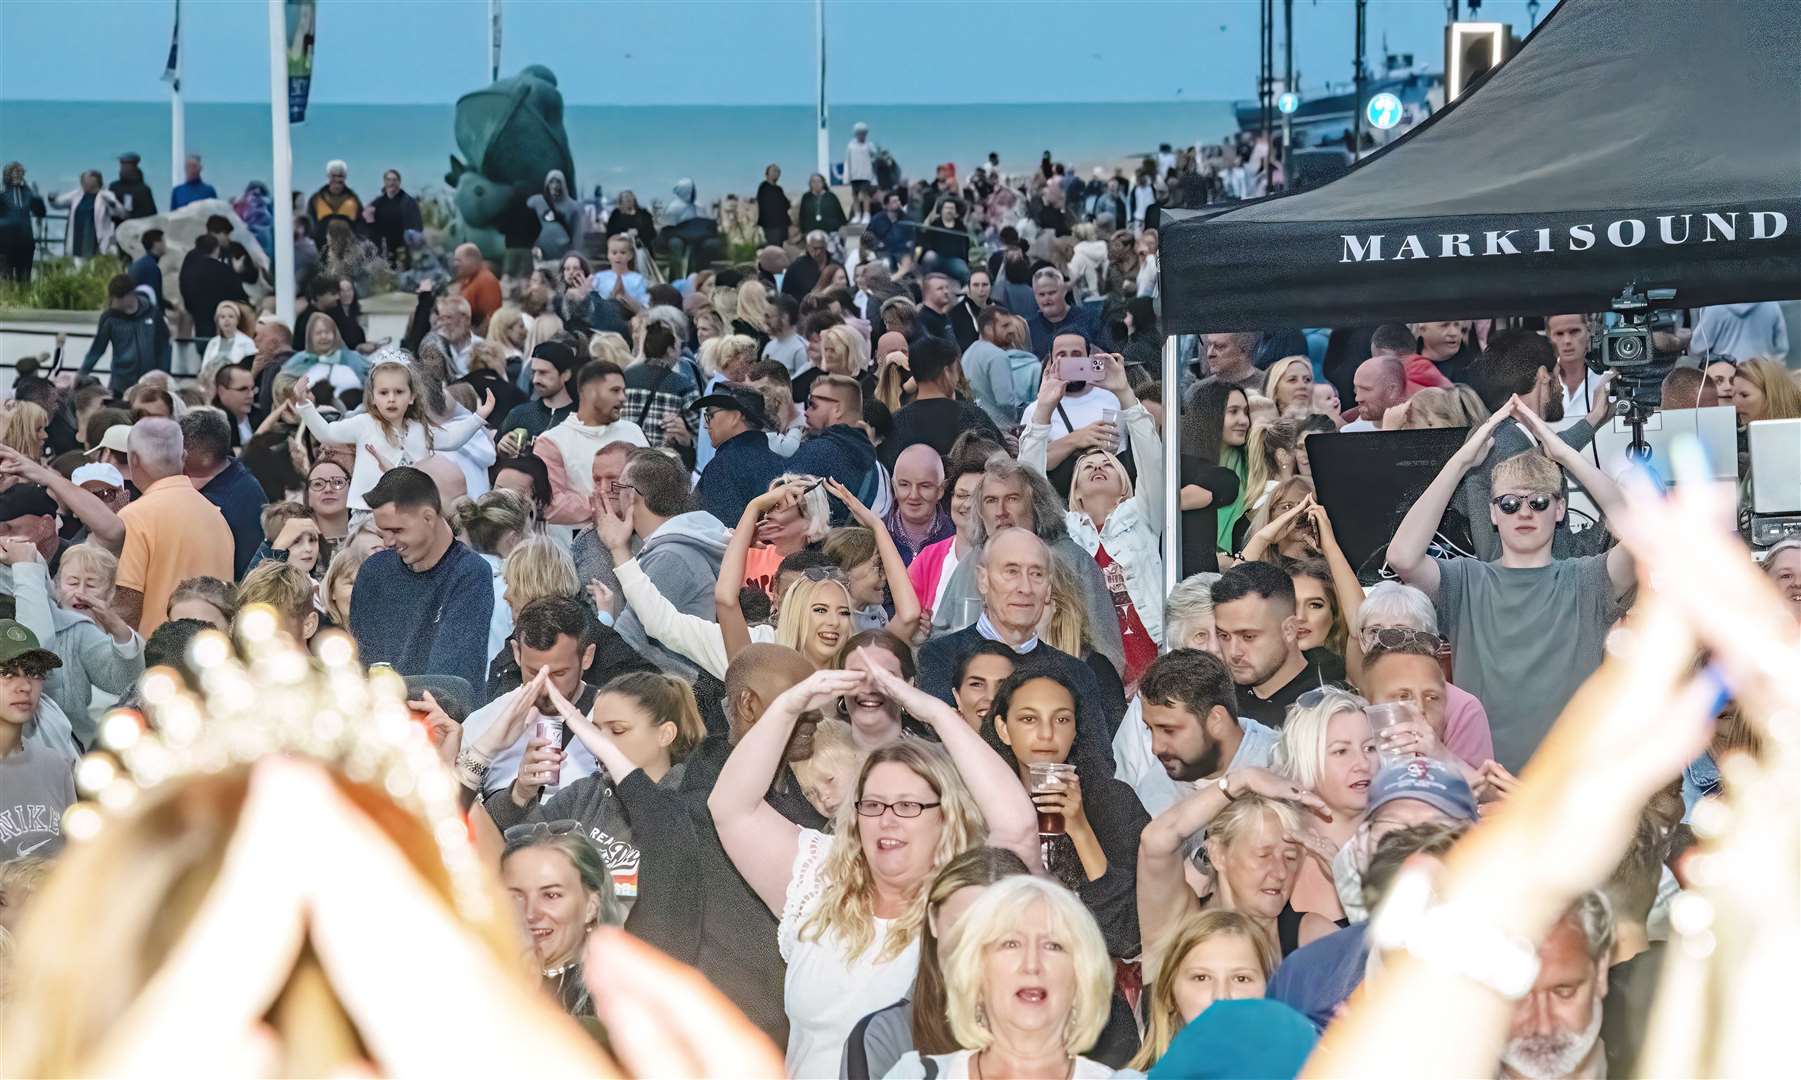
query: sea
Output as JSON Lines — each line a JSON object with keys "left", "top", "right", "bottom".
{"left": 0, "top": 99, "right": 1238, "bottom": 211}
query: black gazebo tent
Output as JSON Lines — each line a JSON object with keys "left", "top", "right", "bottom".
{"left": 1158, "top": 0, "right": 1801, "bottom": 333}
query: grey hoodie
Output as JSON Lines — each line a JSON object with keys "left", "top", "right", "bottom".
{"left": 1691, "top": 301, "right": 1789, "bottom": 363}
{"left": 612, "top": 511, "right": 729, "bottom": 680}
{"left": 10, "top": 561, "right": 144, "bottom": 747}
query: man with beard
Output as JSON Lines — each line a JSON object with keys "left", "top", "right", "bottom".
{"left": 1136, "top": 647, "right": 1276, "bottom": 788}
{"left": 1457, "top": 330, "right": 1615, "bottom": 562}
{"left": 1501, "top": 893, "right": 1614, "bottom": 1080}
{"left": 1211, "top": 562, "right": 1341, "bottom": 729}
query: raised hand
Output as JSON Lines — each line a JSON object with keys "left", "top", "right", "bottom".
{"left": 824, "top": 477, "right": 879, "bottom": 529}
{"left": 775, "top": 668, "right": 868, "bottom": 717}
{"left": 509, "top": 735, "right": 564, "bottom": 806}
{"left": 1223, "top": 766, "right": 1333, "bottom": 821}
{"left": 475, "top": 389, "right": 497, "bottom": 420}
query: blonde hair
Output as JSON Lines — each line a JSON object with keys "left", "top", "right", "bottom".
{"left": 691, "top": 307, "right": 725, "bottom": 342}
{"left": 874, "top": 358, "right": 909, "bottom": 415}
{"left": 1242, "top": 418, "right": 1300, "bottom": 514}
{"left": 55, "top": 543, "right": 119, "bottom": 601}
{"left": 0, "top": 401, "right": 49, "bottom": 460}
{"left": 1066, "top": 447, "right": 1133, "bottom": 517}
{"left": 776, "top": 575, "right": 854, "bottom": 661}
{"left": 1491, "top": 449, "right": 1563, "bottom": 496}
{"left": 453, "top": 488, "right": 533, "bottom": 556}
{"left": 1042, "top": 558, "right": 1094, "bottom": 659}
{"left": 1271, "top": 687, "right": 1369, "bottom": 792}
{"left": 790, "top": 717, "right": 865, "bottom": 816}
{"left": 525, "top": 313, "right": 564, "bottom": 360}
{"left": 260, "top": 500, "right": 313, "bottom": 544}
{"left": 486, "top": 306, "right": 527, "bottom": 353}
{"left": 236, "top": 561, "right": 317, "bottom": 628}
{"left": 363, "top": 358, "right": 430, "bottom": 449}
{"left": 1203, "top": 794, "right": 1303, "bottom": 873}
{"left": 1130, "top": 910, "right": 1278, "bottom": 1070}
{"left": 501, "top": 536, "right": 580, "bottom": 613}
{"left": 1403, "top": 385, "right": 1490, "bottom": 430}
{"left": 0, "top": 768, "right": 523, "bottom": 1076}
{"left": 1734, "top": 357, "right": 1801, "bottom": 422}
{"left": 1245, "top": 392, "right": 1279, "bottom": 431}
{"left": 772, "top": 473, "right": 831, "bottom": 543}
{"left": 735, "top": 280, "right": 772, "bottom": 334}
{"left": 588, "top": 332, "right": 632, "bottom": 367}
{"left": 942, "top": 876, "right": 1114, "bottom": 1058}
{"left": 214, "top": 299, "right": 256, "bottom": 341}
{"left": 1261, "top": 356, "right": 1313, "bottom": 413}
{"left": 321, "top": 547, "right": 367, "bottom": 628}
{"left": 1244, "top": 475, "right": 1315, "bottom": 544}
{"left": 597, "top": 671, "right": 706, "bottom": 763}
{"left": 715, "top": 334, "right": 758, "bottom": 380}
{"left": 798, "top": 741, "right": 987, "bottom": 964}
{"left": 469, "top": 339, "right": 510, "bottom": 377}
{"left": 820, "top": 324, "right": 870, "bottom": 376}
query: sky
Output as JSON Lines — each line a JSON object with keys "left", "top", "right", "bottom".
{"left": 0, "top": 0, "right": 1551, "bottom": 107}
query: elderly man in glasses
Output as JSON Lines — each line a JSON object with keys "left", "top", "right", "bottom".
{"left": 1387, "top": 395, "right": 1634, "bottom": 774}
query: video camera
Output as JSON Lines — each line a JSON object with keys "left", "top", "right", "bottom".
{"left": 1586, "top": 283, "right": 1678, "bottom": 460}
{"left": 1585, "top": 283, "right": 1678, "bottom": 414}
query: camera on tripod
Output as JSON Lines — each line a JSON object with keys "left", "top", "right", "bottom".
{"left": 1585, "top": 283, "right": 1678, "bottom": 412}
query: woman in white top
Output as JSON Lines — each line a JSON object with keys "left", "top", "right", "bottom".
{"left": 1019, "top": 354, "right": 1165, "bottom": 671}
{"left": 710, "top": 658, "right": 1038, "bottom": 1079}
{"left": 201, "top": 300, "right": 257, "bottom": 370}
{"left": 1270, "top": 688, "right": 1377, "bottom": 921}
{"left": 885, "top": 875, "right": 1141, "bottom": 1079}
{"left": 291, "top": 352, "right": 493, "bottom": 510}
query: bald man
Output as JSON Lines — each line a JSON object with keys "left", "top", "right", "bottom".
{"left": 450, "top": 241, "right": 501, "bottom": 332}
{"left": 885, "top": 443, "right": 954, "bottom": 564}
{"left": 412, "top": 453, "right": 468, "bottom": 513}
{"left": 667, "top": 642, "right": 825, "bottom": 1044}
{"left": 1346, "top": 355, "right": 1408, "bottom": 431}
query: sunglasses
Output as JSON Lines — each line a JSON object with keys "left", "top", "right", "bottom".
{"left": 854, "top": 799, "right": 942, "bottom": 819}
{"left": 1491, "top": 493, "right": 1555, "bottom": 515}
{"left": 796, "top": 566, "right": 849, "bottom": 583}
{"left": 1360, "top": 626, "right": 1444, "bottom": 653}
{"left": 502, "top": 819, "right": 583, "bottom": 844}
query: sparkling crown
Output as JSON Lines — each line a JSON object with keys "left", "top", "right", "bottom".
{"left": 65, "top": 610, "right": 491, "bottom": 923}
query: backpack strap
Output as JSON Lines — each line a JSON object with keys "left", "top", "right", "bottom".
{"left": 636, "top": 363, "right": 673, "bottom": 428}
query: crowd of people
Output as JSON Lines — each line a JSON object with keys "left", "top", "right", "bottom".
{"left": 0, "top": 129, "right": 1797, "bottom": 1079}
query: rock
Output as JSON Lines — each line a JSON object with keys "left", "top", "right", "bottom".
{"left": 114, "top": 199, "right": 272, "bottom": 310}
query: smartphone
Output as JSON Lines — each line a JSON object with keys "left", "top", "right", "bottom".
{"left": 1057, "top": 355, "right": 1105, "bottom": 384}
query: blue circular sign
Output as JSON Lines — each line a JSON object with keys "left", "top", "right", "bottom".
{"left": 1277, "top": 91, "right": 1300, "bottom": 115}
{"left": 1366, "top": 92, "right": 1403, "bottom": 130}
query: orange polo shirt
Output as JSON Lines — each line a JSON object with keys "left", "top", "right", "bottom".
{"left": 117, "top": 475, "right": 236, "bottom": 635}
{"left": 458, "top": 266, "right": 503, "bottom": 332}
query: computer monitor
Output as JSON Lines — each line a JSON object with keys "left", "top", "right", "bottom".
{"left": 1307, "top": 427, "right": 1475, "bottom": 583}
{"left": 1586, "top": 406, "right": 1739, "bottom": 488}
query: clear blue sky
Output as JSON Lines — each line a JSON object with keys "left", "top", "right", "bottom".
{"left": 1, "top": 0, "right": 1548, "bottom": 106}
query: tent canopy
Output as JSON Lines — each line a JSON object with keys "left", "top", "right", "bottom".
{"left": 1159, "top": 0, "right": 1801, "bottom": 333}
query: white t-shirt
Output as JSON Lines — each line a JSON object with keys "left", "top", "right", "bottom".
{"left": 780, "top": 828, "right": 921, "bottom": 1080}
{"left": 1048, "top": 386, "right": 1122, "bottom": 442}
{"left": 846, "top": 138, "right": 876, "bottom": 183}
{"left": 461, "top": 684, "right": 600, "bottom": 797}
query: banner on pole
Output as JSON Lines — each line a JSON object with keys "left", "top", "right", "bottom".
{"left": 161, "top": 0, "right": 181, "bottom": 91}
{"left": 285, "top": 0, "right": 317, "bottom": 125}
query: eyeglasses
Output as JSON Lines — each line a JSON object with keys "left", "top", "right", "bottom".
{"left": 502, "top": 819, "right": 583, "bottom": 844}
{"left": 854, "top": 799, "right": 942, "bottom": 819}
{"left": 1491, "top": 493, "right": 1555, "bottom": 515}
{"left": 1360, "top": 626, "right": 1445, "bottom": 653}
{"left": 309, "top": 477, "right": 349, "bottom": 492}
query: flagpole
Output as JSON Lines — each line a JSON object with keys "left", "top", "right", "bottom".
{"left": 814, "top": 0, "right": 830, "bottom": 178}
{"left": 489, "top": 0, "right": 502, "bottom": 82}
{"left": 268, "top": 0, "right": 295, "bottom": 329}
{"left": 170, "top": 1, "right": 186, "bottom": 194}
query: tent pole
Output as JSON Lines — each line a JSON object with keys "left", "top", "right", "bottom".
{"left": 1282, "top": 0, "right": 1293, "bottom": 179}
{"left": 1352, "top": 0, "right": 1367, "bottom": 157}
{"left": 1161, "top": 328, "right": 1181, "bottom": 598}
{"left": 267, "top": 0, "right": 294, "bottom": 330}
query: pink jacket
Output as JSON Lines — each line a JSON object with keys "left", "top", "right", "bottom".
{"left": 908, "top": 536, "right": 957, "bottom": 614}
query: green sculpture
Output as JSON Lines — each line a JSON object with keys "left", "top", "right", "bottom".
{"left": 445, "top": 65, "right": 576, "bottom": 260}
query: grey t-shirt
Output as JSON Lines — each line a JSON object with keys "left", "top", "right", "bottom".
{"left": 0, "top": 735, "right": 77, "bottom": 859}
{"left": 1434, "top": 554, "right": 1618, "bottom": 772}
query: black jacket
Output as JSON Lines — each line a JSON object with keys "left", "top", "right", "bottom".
{"left": 178, "top": 252, "right": 248, "bottom": 338}
{"left": 755, "top": 181, "right": 791, "bottom": 232}
{"left": 917, "top": 626, "right": 1119, "bottom": 769}
{"left": 484, "top": 614, "right": 656, "bottom": 706}
{"left": 698, "top": 429, "right": 785, "bottom": 527}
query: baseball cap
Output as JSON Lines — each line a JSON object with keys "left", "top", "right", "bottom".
{"left": 0, "top": 484, "right": 58, "bottom": 524}
{"left": 0, "top": 620, "right": 63, "bottom": 671}
{"left": 88, "top": 424, "right": 132, "bottom": 458}
{"left": 72, "top": 462, "right": 125, "bottom": 489}
{"left": 119, "top": 151, "right": 142, "bottom": 164}
{"left": 693, "top": 384, "right": 772, "bottom": 431}
{"left": 1366, "top": 757, "right": 1478, "bottom": 822}
{"left": 530, "top": 340, "right": 579, "bottom": 375}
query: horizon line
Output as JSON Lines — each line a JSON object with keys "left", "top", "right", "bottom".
{"left": 1, "top": 95, "right": 1236, "bottom": 109}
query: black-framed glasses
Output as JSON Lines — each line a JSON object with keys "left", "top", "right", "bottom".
{"left": 1360, "top": 626, "right": 1445, "bottom": 653}
{"left": 502, "top": 819, "right": 583, "bottom": 844}
{"left": 1491, "top": 493, "right": 1555, "bottom": 515}
{"left": 854, "top": 799, "right": 942, "bottom": 819}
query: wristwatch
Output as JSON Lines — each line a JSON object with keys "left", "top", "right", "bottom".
{"left": 1217, "top": 774, "right": 1236, "bottom": 800}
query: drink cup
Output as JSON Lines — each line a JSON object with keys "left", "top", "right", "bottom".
{"left": 535, "top": 714, "right": 564, "bottom": 750}
{"left": 1100, "top": 408, "right": 1123, "bottom": 452}
{"left": 1028, "top": 762, "right": 1078, "bottom": 835}
{"left": 1364, "top": 702, "right": 1420, "bottom": 766}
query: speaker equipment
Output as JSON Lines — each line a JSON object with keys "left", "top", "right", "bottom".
{"left": 1307, "top": 427, "right": 1475, "bottom": 583}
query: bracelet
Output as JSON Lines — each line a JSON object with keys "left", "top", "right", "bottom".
{"left": 1369, "top": 866, "right": 1540, "bottom": 1001}
{"left": 454, "top": 747, "right": 493, "bottom": 792}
